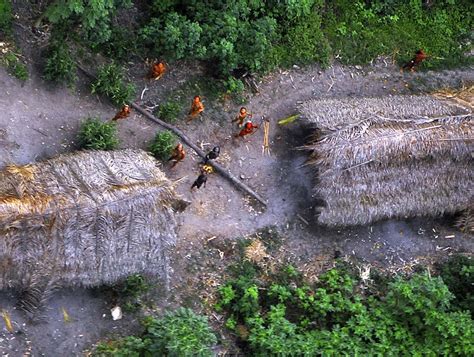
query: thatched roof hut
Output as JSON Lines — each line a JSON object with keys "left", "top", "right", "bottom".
{"left": 300, "top": 92, "right": 473, "bottom": 226}
{"left": 0, "top": 149, "right": 184, "bottom": 309}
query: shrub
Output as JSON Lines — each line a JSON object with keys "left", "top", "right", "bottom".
{"left": 94, "top": 336, "right": 145, "bottom": 357}
{"left": 2, "top": 52, "right": 28, "bottom": 81}
{"left": 99, "top": 26, "right": 139, "bottom": 61}
{"left": 148, "top": 130, "right": 176, "bottom": 161}
{"left": 93, "top": 309, "right": 217, "bottom": 356}
{"left": 141, "top": 12, "right": 205, "bottom": 61}
{"left": 43, "top": 41, "right": 77, "bottom": 85}
{"left": 223, "top": 76, "right": 245, "bottom": 95}
{"left": 45, "top": 0, "right": 132, "bottom": 46}
{"left": 91, "top": 63, "right": 135, "bottom": 106}
{"left": 0, "top": 0, "right": 12, "bottom": 35}
{"left": 142, "top": 308, "right": 217, "bottom": 357}
{"left": 157, "top": 100, "right": 181, "bottom": 123}
{"left": 78, "top": 118, "right": 119, "bottom": 150}
{"left": 113, "top": 274, "right": 151, "bottom": 312}
{"left": 437, "top": 255, "right": 474, "bottom": 314}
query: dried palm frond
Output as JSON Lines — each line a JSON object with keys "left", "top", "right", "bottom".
{"left": 433, "top": 85, "right": 474, "bottom": 110}
{"left": 244, "top": 239, "right": 269, "bottom": 264}
{"left": 5, "top": 164, "right": 36, "bottom": 181}
{"left": 309, "top": 119, "right": 472, "bottom": 170}
{"left": 456, "top": 208, "right": 474, "bottom": 233}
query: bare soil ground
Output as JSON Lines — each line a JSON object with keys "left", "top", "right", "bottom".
{"left": 0, "top": 38, "right": 473, "bottom": 355}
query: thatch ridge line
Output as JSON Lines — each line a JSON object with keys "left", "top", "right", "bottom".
{"left": 308, "top": 120, "right": 473, "bottom": 169}
{"left": 299, "top": 95, "right": 470, "bottom": 131}
{"left": 66, "top": 158, "right": 100, "bottom": 205}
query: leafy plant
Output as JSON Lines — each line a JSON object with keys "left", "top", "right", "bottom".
{"left": 112, "top": 274, "right": 151, "bottom": 312}
{"left": 45, "top": 0, "right": 132, "bottom": 46}
{"left": 222, "top": 76, "right": 245, "bottom": 96}
{"left": 437, "top": 255, "right": 474, "bottom": 314}
{"left": 94, "top": 336, "right": 145, "bottom": 357}
{"left": 2, "top": 52, "right": 28, "bottom": 81}
{"left": 93, "top": 308, "right": 216, "bottom": 356}
{"left": 43, "top": 41, "right": 77, "bottom": 86}
{"left": 0, "top": 0, "right": 12, "bottom": 35}
{"left": 142, "top": 308, "right": 217, "bottom": 357}
{"left": 141, "top": 12, "right": 205, "bottom": 61}
{"left": 157, "top": 100, "right": 181, "bottom": 123}
{"left": 91, "top": 63, "right": 135, "bottom": 106}
{"left": 148, "top": 130, "right": 176, "bottom": 161}
{"left": 78, "top": 118, "right": 119, "bottom": 150}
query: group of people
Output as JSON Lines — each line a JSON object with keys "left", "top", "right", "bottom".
{"left": 168, "top": 103, "right": 262, "bottom": 190}
{"left": 168, "top": 145, "right": 220, "bottom": 190}
{"left": 110, "top": 50, "right": 428, "bottom": 189}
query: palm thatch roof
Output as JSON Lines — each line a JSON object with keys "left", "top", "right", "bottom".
{"left": 300, "top": 92, "right": 473, "bottom": 226}
{"left": 0, "top": 149, "right": 184, "bottom": 304}
{"left": 316, "top": 158, "right": 472, "bottom": 226}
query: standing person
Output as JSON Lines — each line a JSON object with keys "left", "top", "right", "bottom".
{"left": 236, "top": 120, "right": 259, "bottom": 138}
{"left": 168, "top": 143, "right": 185, "bottom": 168}
{"left": 149, "top": 61, "right": 166, "bottom": 80}
{"left": 402, "top": 49, "right": 428, "bottom": 72}
{"left": 232, "top": 107, "right": 252, "bottom": 127}
{"left": 202, "top": 146, "right": 220, "bottom": 164}
{"left": 187, "top": 96, "right": 204, "bottom": 122}
{"left": 112, "top": 105, "right": 131, "bottom": 121}
{"left": 191, "top": 171, "right": 208, "bottom": 190}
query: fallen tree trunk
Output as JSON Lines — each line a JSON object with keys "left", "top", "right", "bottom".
{"left": 130, "top": 103, "right": 267, "bottom": 207}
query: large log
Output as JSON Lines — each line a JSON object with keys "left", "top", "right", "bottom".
{"left": 130, "top": 103, "right": 267, "bottom": 207}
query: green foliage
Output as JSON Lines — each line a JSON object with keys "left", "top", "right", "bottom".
{"left": 0, "top": 0, "right": 12, "bottom": 35}
{"left": 280, "top": 9, "right": 331, "bottom": 68}
{"left": 120, "top": 274, "right": 150, "bottom": 298}
{"left": 142, "top": 308, "right": 217, "bottom": 356}
{"left": 437, "top": 255, "right": 474, "bottom": 314}
{"left": 43, "top": 41, "right": 77, "bottom": 86}
{"left": 156, "top": 100, "right": 181, "bottom": 123}
{"left": 112, "top": 274, "right": 151, "bottom": 312}
{"left": 78, "top": 118, "right": 119, "bottom": 150}
{"left": 218, "top": 262, "right": 474, "bottom": 356}
{"left": 45, "top": 0, "right": 132, "bottom": 45}
{"left": 141, "top": 12, "right": 205, "bottom": 61}
{"left": 148, "top": 130, "right": 176, "bottom": 160}
{"left": 323, "top": 0, "right": 473, "bottom": 68}
{"left": 94, "top": 336, "right": 145, "bottom": 357}
{"left": 223, "top": 76, "right": 244, "bottom": 95}
{"left": 138, "top": 0, "right": 471, "bottom": 75}
{"left": 2, "top": 52, "right": 28, "bottom": 81}
{"left": 99, "top": 26, "right": 139, "bottom": 61}
{"left": 91, "top": 63, "right": 135, "bottom": 106}
{"left": 140, "top": 1, "right": 330, "bottom": 76}
{"left": 93, "top": 308, "right": 216, "bottom": 356}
